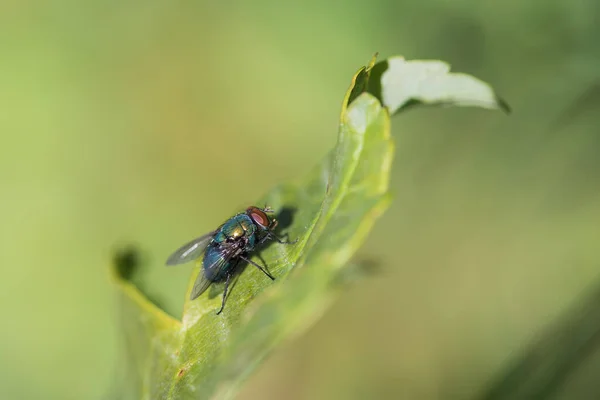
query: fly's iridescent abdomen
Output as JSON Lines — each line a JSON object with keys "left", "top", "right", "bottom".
{"left": 202, "top": 246, "right": 231, "bottom": 281}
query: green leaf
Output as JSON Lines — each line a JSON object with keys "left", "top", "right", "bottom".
{"left": 111, "top": 54, "right": 508, "bottom": 399}
{"left": 351, "top": 55, "right": 510, "bottom": 114}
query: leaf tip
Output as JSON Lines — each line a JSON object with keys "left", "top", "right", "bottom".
{"left": 496, "top": 95, "right": 512, "bottom": 114}
{"left": 367, "top": 53, "right": 379, "bottom": 70}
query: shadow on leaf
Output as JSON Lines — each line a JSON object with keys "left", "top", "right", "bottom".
{"left": 112, "top": 244, "right": 168, "bottom": 312}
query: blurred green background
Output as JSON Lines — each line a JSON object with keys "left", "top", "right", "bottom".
{"left": 2, "top": 1, "right": 600, "bottom": 399}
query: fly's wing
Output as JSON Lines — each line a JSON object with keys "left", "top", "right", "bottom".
{"left": 189, "top": 272, "right": 213, "bottom": 301}
{"left": 189, "top": 245, "right": 241, "bottom": 300}
{"left": 165, "top": 231, "right": 216, "bottom": 266}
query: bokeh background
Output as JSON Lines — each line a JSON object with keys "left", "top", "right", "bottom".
{"left": 2, "top": 1, "right": 600, "bottom": 399}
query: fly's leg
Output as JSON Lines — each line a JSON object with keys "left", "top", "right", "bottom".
{"left": 216, "top": 272, "right": 232, "bottom": 315}
{"left": 240, "top": 255, "right": 275, "bottom": 280}
{"left": 261, "top": 205, "right": 274, "bottom": 213}
{"left": 257, "top": 231, "right": 298, "bottom": 246}
{"left": 257, "top": 233, "right": 271, "bottom": 246}
{"left": 257, "top": 253, "right": 269, "bottom": 271}
{"left": 267, "top": 233, "right": 298, "bottom": 245}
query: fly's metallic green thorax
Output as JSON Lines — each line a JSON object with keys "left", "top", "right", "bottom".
{"left": 213, "top": 214, "right": 258, "bottom": 247}
{"left": 165, "top": 206, "right": 296, "bottom": 315}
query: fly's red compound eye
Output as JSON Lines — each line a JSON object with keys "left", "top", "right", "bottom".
{"left": 247, "top": 207, "right": 270, "bottom": 228}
